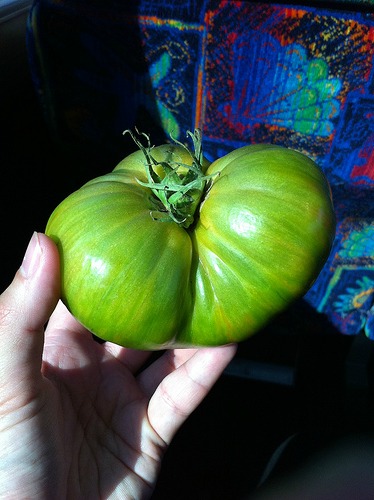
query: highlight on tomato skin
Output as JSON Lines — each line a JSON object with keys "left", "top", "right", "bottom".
{"left": 45, "top": 129, "right": 336, "bottom": 350}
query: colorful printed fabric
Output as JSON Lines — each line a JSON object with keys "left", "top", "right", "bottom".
{"left": 27, "top": 0, "right": 374, "bottom": 338}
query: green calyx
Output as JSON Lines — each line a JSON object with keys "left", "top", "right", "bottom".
{"left": 124, "top": 128, "right": 216, "bottom": 229}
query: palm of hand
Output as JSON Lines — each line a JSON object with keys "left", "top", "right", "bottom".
{"left": 4, "top": 303, "right": 166, "bottom": 498}
{"left": 0, "top": 234, "right": 236, "bottom": 499}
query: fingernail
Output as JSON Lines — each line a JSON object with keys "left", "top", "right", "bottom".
{"left": 20, "top": 232, "right": 42, "bottom": 278}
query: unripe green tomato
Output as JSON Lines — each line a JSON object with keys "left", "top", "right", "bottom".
{"left": 46, "top": 134, "right": 335, "bottom": 349}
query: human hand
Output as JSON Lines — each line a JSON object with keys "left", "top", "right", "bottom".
{"left": 0, "top": 232, "right": 236, "bottom": 499}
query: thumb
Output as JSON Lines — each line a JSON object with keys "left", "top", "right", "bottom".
{"left": 0, "top": 232, "right": 60, "bottom": 390}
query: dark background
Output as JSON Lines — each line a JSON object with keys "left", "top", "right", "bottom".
{"left": 1, "top": 7, "right": 106, "bottom": 293}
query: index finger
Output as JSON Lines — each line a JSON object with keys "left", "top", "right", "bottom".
{"left": 147, "top": 344, "right": 237, "bottom": 445}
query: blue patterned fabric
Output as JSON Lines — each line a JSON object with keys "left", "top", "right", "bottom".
{"left": 26, "top": 0, "right": 374, "bottom": 338}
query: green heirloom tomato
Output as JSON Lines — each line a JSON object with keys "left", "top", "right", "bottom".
{"left": 46, "top": 130, "right": 335, "bottom": 349}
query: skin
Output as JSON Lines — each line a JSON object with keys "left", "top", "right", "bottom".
{"left": 0, "top": 232, "right": 236, "bottom": 499}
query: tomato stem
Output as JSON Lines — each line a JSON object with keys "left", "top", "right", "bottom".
{"left": 124, "top": 128, "right": 216, "bottom": 228}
